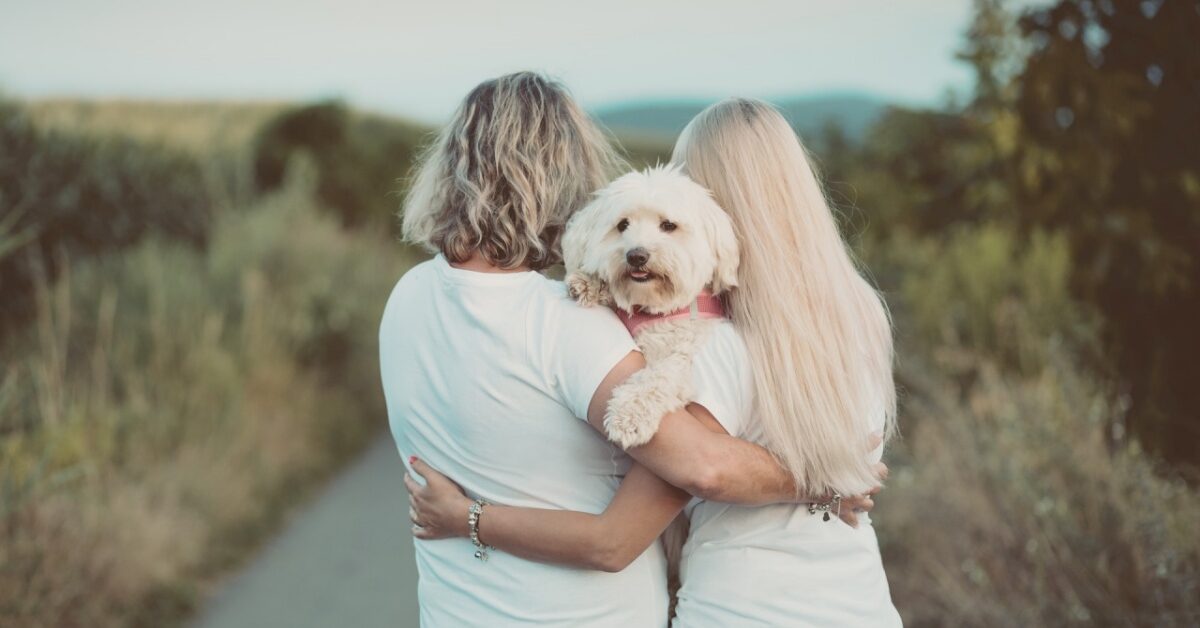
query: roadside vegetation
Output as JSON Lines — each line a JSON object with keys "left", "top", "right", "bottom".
{"left": 1, "top": 2, "right": 1196, "bottom": 625}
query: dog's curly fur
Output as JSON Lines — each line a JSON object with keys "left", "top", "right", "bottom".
{"left": 603, "top": 318, "right": 722, "bottom": 447}
{"left": 563, "top": 165, "right": 739, "bottom": 448}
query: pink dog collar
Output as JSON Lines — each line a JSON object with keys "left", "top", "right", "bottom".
{"left": 615, "top": 290, "right": 726, "bottom": 336}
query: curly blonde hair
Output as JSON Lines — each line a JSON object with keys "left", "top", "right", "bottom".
{"left": 401, "top": 72, "right": 624, "bottom": 270}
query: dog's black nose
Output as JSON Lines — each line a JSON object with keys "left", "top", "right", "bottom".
{"left": 626, "top": 248, "right": 649, "bottom": 267}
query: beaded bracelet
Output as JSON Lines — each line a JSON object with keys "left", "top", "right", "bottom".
{"left": 807, "top": 492, "right": 843, "bottom": 522}
{"left": 468, "top": 499, "right": 494, "bottom": 561}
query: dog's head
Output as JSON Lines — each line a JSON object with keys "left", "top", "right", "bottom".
{"left": 563, "top": 165, "right": 739, "bottom": 314}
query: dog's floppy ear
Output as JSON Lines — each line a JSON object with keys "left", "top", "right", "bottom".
{"left": 695, "top": 192, "right": 740, "bottom": 294}
{"left": 562, "top": 191, "right": 613, "bottom": 276}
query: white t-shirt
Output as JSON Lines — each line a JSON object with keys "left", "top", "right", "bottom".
{"left": 674, "top": 321, "right": 902, "bottom": 628}
{"left": 379, "top": 255, "right": 668, "bottom": 627}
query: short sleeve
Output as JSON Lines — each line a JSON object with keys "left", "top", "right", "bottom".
{"left": 546, "top": 296, "right": 638, "bottom": 420}
{"left": 691, "top": 323, "right": 753, "bottom": 437}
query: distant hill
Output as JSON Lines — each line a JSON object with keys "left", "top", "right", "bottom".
{"left": 595, "top": 92, "right": 887, "bottom": 144}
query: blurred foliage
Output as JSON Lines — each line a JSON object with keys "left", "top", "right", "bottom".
{"left": 821, "top": 0, "right": 1199, "bottom": 469}
{"left": 26, "top": 99, "right": 286, "bottom": 209}
{"left": 883, "top": 225, "right": 1092, "bottom": 372}
{"left": 1, "top": 0, "right": 1197, "bottom": 625}
{"left": 809, "top": 1, "right": 1200, "bottom": 624}
{"left": 1011, "top": 0, "right": 1200, "bottom": 465}
{"left": 615, "top": 133, "right": 673, "bottom": 170}
{"left": 0, "top": 101, "right": 215, "bottom": 327}
{"left": 863, "top": 215, "right": 1200, "bottom": 627}
{"left": 0, "top": 174, "right": 415, "bottom": 627}
{"left": 881, "top": 335, "right": 1199, "bottom": 627}
{"left": 864, "top": 218, "right": 1198, "bottom": 625}
{"left": 252, "top": 101, "right": 427, "bottom": 230}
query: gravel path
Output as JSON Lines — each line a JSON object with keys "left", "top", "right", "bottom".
{"left": 190, "top": 437, "right": 420, "bottom": 628}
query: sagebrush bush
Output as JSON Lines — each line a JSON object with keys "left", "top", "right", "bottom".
{"left": 27, "top": 99, "right": 285, "bottom": 209}
{"left": 873, "top": 224, "right": 1199, "bottom": 627}
{"left": 880, "top": 344, "right": 1200, "bottom": 627}
{"left": 0, "top": 177, "right": 417, "bottom": 628}
{"left": 252, "top": 101, "right": 427, "bottom": 230}
{"left": 3, "top": 98, "right": 1196, "bottom": 628}
{"left": 875, "top": 224, "right": 1096, "bottom": 373}
{"left": 0, "top": 101, "right": 216, "bottom": 326}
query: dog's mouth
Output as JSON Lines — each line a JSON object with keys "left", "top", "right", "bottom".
{"left": 627, "top": 268, "right": 656, "bottom": 283}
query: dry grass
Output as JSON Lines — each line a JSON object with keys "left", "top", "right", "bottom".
{"left": 2, "top": 99, "right": 1196, "bottom": 628}
{"left": 881, "top": 348, "right": 1200, "bottom": 627}
{"left": 0, "top": 175, "right": 418, "bottom": 627}
{"left": 26, "top": 99, "right": 286, "bottom": 155}
{"left": 25, "top": 99, "right": 289, "bottom": 208}
{"left": 874, "top": 225, "right": 1200, "bottom": 627}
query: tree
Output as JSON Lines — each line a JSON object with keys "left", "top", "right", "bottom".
{"left": 1013, "top": 0, "right": 1200, "bottom": 465}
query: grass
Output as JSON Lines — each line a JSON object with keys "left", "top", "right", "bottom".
{"left": 1, "top": 98, "right": 1196, "bottom": 628}
{"left": 27, "top": 99, "right": 286, "bottom": 155}
{"left": 880, "top": 343, "right": 1200, "bottom": 626}
{"left": 27, "top": 99, "right": 288, "bottom": 209}
{"left": 872, "top": 224, "right": 1200, "bottom": 627}
{"left": 0, "top": 170, "right": 419, "bottom": 627}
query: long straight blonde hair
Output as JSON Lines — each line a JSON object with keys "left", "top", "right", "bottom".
{"left": 674, "top": 98, "right": 896, "bottom": 496}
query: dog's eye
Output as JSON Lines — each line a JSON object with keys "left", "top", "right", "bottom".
{"left": 660, "top": 220, "right": 677, "bottom": 233}
{"left": 617, "top": 218, "right": 630, "bottom": 233}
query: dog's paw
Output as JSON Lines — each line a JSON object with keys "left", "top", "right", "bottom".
{"left": 567, "top": 273, "right": 610, "bottom": 307}
{"left": 603, "top": 357, "right": 693, "bottom": 448}
{"left": 604, "top": 408, "right": 662, "bottom": 449}
{"left": 604, "top": 382, "right": 673, "bottom": 449}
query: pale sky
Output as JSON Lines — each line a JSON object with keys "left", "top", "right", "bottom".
{"left": 0, "top": 0, "right": 1032, "bottom": 122}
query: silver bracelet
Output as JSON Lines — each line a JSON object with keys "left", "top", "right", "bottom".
{"left": 468, "top": 499, "right": 493, "bottom": 561}
{"left": 807, "top": 492, "right": 843, "bottom": 522}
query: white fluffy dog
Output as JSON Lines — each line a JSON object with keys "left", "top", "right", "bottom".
{"left": 563, "top": 165, "right": 739, "bottom": 448}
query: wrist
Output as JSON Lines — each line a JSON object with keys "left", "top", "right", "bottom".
{"left": 467, "top": 499, "right": 495, "bottom": 561}
{"left": 452, "top": 496, "right": 473, "bottom": 537}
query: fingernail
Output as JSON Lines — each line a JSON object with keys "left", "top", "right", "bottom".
{"left": 408, "top": 455, "right": 417, "bottom": 464}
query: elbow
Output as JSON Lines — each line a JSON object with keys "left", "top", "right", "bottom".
{"left": 593, "top": 553, "right": 634, "bottom": 573}
{"left": 586, "top": 537, "right": 638, "bottom": 573}
{"left": 680, "top": 459, "right": 728, "bottom": 502}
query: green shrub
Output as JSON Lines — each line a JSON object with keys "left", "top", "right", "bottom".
{"left": 252, "top": 101, "right": 427, "bottom": 230}
{"left": 613, "top": 134, "right": 672, "bottom": 169}
{"left": 0, "top": 101, "right": 215, "bottom": 326}
{"left": 874, "top": 224, "right": 1094, "bottom": 374}
{"left": 881, "top": 342, "right": 1200, "bottom": 627}
{"left": 869, "top": 223, "right": 1198, "bottom": 626}
{"left": 0, "top": 178, "right": 416, "bottom": 628}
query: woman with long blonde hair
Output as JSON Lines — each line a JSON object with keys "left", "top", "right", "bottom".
{"left": 667, "top": 98, "right": 899, "bottom": 625}
{"left": 403, "top": 94, "right": 897, "bottom": 625}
